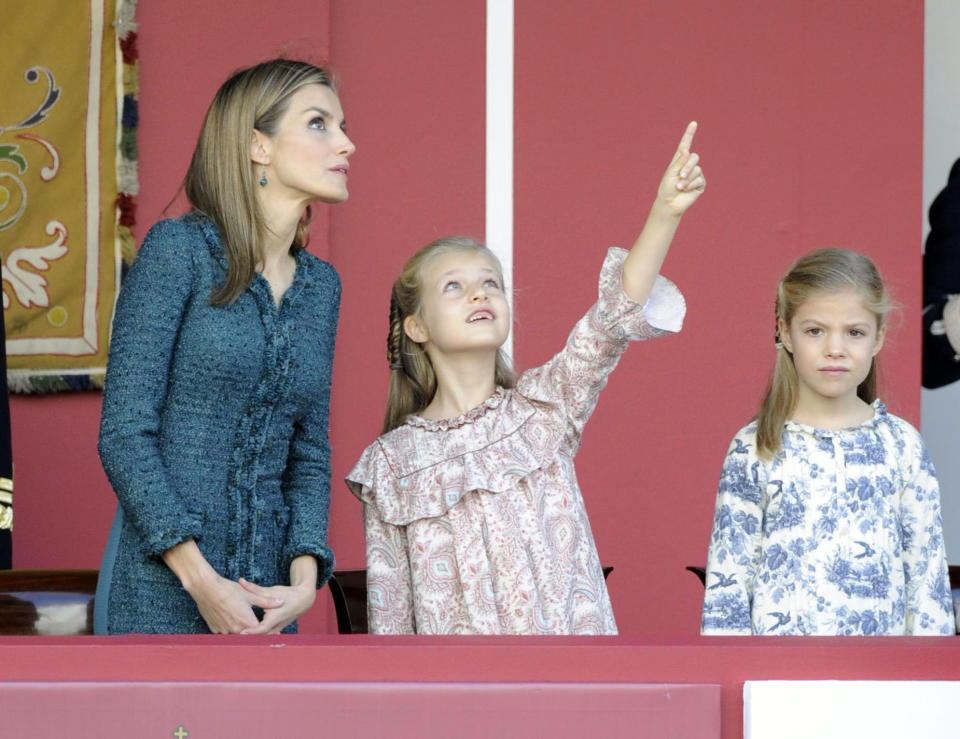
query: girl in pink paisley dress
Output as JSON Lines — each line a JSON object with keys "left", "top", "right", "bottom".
{"left": 346, "top": 123, "right": 706, "bottom": 634}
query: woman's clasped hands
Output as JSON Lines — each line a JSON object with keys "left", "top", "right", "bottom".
{"left": 166, "top": 540, "right": 317, "bottom": 635}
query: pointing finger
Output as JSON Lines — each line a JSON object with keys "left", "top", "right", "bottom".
{"left": 677, "top": 121, "right": 698, "bottom": 156}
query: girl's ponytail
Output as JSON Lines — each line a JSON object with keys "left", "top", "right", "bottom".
{"left": 386, "top": 290, "right": 405, "bottom": 371}
{"left": 382, "top": 285, "right": 438, "bottom": 433}
{"left": 755, "top": 334, "right": 800, "bottom": 458}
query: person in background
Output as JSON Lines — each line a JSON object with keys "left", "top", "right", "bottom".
{"left": 0, "top": 315, "right": 11, "bottom": 570}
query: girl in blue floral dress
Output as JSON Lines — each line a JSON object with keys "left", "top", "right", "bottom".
{"left": 701, "top": 249, "right": 954, "bottom": 636}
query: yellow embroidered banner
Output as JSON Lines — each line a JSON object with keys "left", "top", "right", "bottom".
{"left": 0, "top": 0, "right": 137, "bottom": 392}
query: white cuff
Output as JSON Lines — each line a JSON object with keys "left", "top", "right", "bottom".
{"left": 642, "top": 274, "right": 686, "bottom": 333}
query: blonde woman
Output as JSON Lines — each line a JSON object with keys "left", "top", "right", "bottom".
{"left": 95, "top": 59, "right": 355, "bottom": 634}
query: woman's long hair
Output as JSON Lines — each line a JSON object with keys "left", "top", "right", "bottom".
{"left": 184, "top": 59, "right": 335, "bottom": 305}
{"left": 382, "top": 236, "right": 516, "bottom": 434}
{"left": 755, "top": 248, "right": 891, "bottom": 459}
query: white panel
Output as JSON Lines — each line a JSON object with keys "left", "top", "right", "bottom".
{"left": 745, "top": 680, "right": 960, "bottom": 739}
{"left": 485, "top": 0, "right": 514, "bottom": 358}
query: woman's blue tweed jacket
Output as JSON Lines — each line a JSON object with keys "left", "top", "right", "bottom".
{"left": 95, "top": 213, "right": 338, "bottom": 634}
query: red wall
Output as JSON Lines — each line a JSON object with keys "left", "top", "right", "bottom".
{"left": 9, "top": 1, "right": 924, "bottom": 636}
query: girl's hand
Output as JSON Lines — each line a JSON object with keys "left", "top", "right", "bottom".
{"left": 186, "top": 573, "right": 284, "bottom": 634}
{"left": 655, "top": 121, "right": 706, "bottom": 217}
{"left": 620, "top": 120, "right": 706, "bottom": 303}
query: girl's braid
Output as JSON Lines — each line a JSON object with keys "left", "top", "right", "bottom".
{"left": 387, "top": 288, "right": 405, "bottom": 370}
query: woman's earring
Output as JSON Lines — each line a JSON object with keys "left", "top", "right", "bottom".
{"left": 259, "top": 168, "right": 268, "bottom": 187}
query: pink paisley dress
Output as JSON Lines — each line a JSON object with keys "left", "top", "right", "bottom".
{"left": 346, "top": 248, "right": 685, "bottom": 634}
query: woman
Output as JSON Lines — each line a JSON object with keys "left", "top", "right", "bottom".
{"left": 95, "top": 59, "right": 355, "bottom": 634}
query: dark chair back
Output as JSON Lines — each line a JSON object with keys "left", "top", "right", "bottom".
{"left": 0, "top": 569, "right": 98, "bottom": 635}
{"left": 685, "top": 566, "right": 706, "bottom": 587}
{"left": 328, "top": 570, "right": 368, "bottom": 635}
{"left": 949, "top": 565, "right": 960, "bottom": 635}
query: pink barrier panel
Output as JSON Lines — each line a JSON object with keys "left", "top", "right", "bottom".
{"left": 4, "top": 636, "right": 960, "bottom": 737}
{"left": 0, "top": 681, "right": 720, "bottom": 738}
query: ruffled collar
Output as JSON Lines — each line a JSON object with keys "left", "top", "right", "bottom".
{"left": 784, "top": 399, "right": 887, "bottom": 436}
{"left": 404, "top": 387, "right": 508, "bottom": 431}
{"left": 346, "top": 388, "right": 566, "bottom": 524}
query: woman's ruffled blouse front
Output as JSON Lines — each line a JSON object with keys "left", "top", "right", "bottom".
{"left": 347, "top": 247, "right": 685, "bottom": 634}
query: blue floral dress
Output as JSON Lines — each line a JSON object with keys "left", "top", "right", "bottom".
{"left": 701, "top": 401, "right": 954, "bottom": 636}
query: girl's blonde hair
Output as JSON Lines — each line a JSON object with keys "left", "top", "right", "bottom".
{"left": 755, "top": 248, "right": 891, "bottom": 459}
{"left": 383, "top": 236, "right": 516, "bottom": 433}
{"left": 184, "top": 59, "right": 335, "bottom": 305}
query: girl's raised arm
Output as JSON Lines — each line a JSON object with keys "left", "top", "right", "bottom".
{"left": 622, "top": 121, "right": 705, "bottom": 305}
